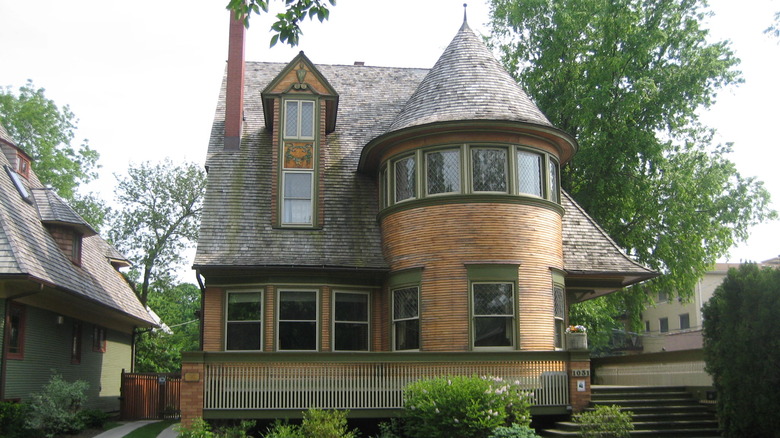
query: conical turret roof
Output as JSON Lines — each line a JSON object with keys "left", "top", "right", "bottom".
{"left": 387, "top": 21, "right": 552, "bottom": 133}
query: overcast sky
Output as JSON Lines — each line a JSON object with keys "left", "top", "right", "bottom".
{"left": 1, "top": 0, "right": 778, "bottom": 273}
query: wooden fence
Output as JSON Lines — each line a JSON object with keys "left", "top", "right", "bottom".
{"left": 120, "top": 371, "right": 181, "bottom": 420}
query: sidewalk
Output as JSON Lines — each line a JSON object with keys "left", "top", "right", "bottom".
{"left": 92, "top": 420, "right": 179, "bottom": 438}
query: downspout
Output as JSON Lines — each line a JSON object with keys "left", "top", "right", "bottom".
{"left": 195, "top": 269, "right": 206, "bottom": 351}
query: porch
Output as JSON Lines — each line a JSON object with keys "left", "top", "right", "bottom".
{"left": 182, "top": 351, "right": 589, "bottom": 419}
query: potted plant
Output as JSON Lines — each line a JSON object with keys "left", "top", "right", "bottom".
{"left": 566, "top": 325, "right": 588, "bottom": 350}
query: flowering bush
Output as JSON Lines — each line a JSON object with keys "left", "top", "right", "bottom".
{"left": 402, "top": 375, "right": 532, "bottom": 438}
{"left": 566, "top": 325, "right": 587, "bottom": 333}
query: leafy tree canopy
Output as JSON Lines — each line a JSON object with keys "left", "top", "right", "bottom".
{"left": 226, "top": 0, "right": 335, "bottom": 47}
{"left": 702, "top": 263, "right": 780, "bottom": 437}
{"left": 108, "top": 159, "right": 206, "bottom": 306}
{"left": 489, "top": 0, "right": 775, "bottom": 322}
{"left": 0, "top": 80, "right": 99, "bottom": 200}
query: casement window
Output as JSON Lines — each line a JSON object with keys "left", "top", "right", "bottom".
{"left": 679, "top": 313, "right": 690, "bottom": 330}
{"left": 226, "top": 291, "right": 263, "bottom": 351}
{"left": 281, "top": 99, "right": 316, "bottom": 226}
{"left": 548, "top": 157, "right": 560, "bottom": 203}
{"left": 392, "top": 287, "right": 419, "bottom": 351}
{"left": 471, "top": 148, "right": 508, "bottom": 192}
{"left": 6, "top": 302, "right": 26, "bottom": 360}
{"left": 278, "top": 290, "right": 318, "bottom": 351}
{"left": 426, "top": 149, "right": 461, "bottom": 195}
{"left": 71, "top": 322, "right": 82, "bottom": 364}
{"left": 645, "top": 320, "right": 651, "bottom": 332}
{"left": 394, "top": 156, "right": 416, "bottom": 202}
{"left": 284, "top": 100, "right": 315, "bottom": 139}
{"left": 92, "top": 326, "right": 106, "bottom": 353}
{"left": 71, "top": 232, "right": 83, "bottom": 265}
{"left": 553, "top": 285, "right": 565, "bottom": 349}
{"left": 16, "top": 153, "right": 30, "bottom": 179}
{"left": 333, "top": 291, "right": 369, "bottom": 351}
{"left": 516, "top": 150, "right": 543, "bottom": 197}
{"left": 472, "top": 282, "right": 514, "bottom": 348}
{"left": 659, "top": 317, "right": 669, "bottom": 333}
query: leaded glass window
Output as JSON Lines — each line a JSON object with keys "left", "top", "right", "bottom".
{"left": 278, "top": 290, "right": 318, "bottom": 351}
{"left": 393, "top": 287, "right": 419, "bottom": 350}
{"left": 226, "top": 291, "right": 263, "bottom": 350}
{"left": 426, "top": 149, "right": 461, "bottom": 195}
{"left": 395, "top": 156, "right": 416, "bottom": 202}
{"left": 554, "top": 285, "right": 565, "bottom": 349}
{"left": 284, "top": 100, "right": 315, "bottom": 139}
{"left": 334, "top": 292, "right": 369, "bottom": 351}
{"left": 472, "top": 283, "right": 514, "bottom": 348}
{"left": 471, "top": 148, "right": 507, "bottom": 192}
{"left": 517, "top": 150, "right": 543, "bottom": 197}
{"left": 549, "top": 158, "right": 560, "bottom": 203}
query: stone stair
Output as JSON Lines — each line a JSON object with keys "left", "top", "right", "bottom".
{"left": 540, "top": 386, "right": 721, "bottom": 437}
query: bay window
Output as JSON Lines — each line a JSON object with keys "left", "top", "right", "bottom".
{"left": 471, "top": 148, "right": 507, "bottom": 192}
{"left": 516, "top": 150, "right": 543, "bottom": 197}
{"left": 333, "top": 291, "right": 369, "bottom": 351}
{"left": 426, "top": 149, "right": 461, "bottom": 195}
{"left": 226, "top": 291, "right": 263, "bottom": 350}
{"left": 394, "top": 156, "right": 416, "bottom": 202}
{"left": 278, "top": 290, "right": 318, "bottom": 351}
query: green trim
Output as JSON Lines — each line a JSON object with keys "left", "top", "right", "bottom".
{"left": 378, "top": 194, "right": 564, "bottom": 221}
{"left": 204, "top": 271, "right": 387, "bottom": 288}
{"left": 275, "top": 287, "right": 321, "bottom": 352}
{"left": 551, "top": 269, "right": 566, "bottom": 286}
{"left": 182, "top": 350, "right": 574, "bottom": 364}
{"left": 466, "top": 264, "right": 519, "bottom": 282}
{"left": 387, "top": 268, "right": 423, "bottom": 289}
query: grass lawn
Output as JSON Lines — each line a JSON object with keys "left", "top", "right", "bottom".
{"left": 123, "top": 420, "right": 177, "bottom": 438}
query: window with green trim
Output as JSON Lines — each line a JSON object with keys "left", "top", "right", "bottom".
{"left": 394, "top": 156, "right": 416, "bottom": 202}
{"left": 333, "top": 291, "right": 369, "bottom": 351}
{"left": 226, "top": 291, "right": 263, "bottom": 351}
{"left": 517, "top": 150, "right": 543, "bottom": 197}
{"left": 426, "top": 149, "right": 461, "bottom": 195}
{"left": 284, "top": 100, "right": 315, "bottom": 139}
{"left": 553, "top": 285, "right": 565, "bottom": 349}
{"left": 278, "top": 289, "right": 318, "bottom": 351}
{"left": 549, "top": 157, "right": 560, "bottom": 203}
{"left": 392, "top": 287, "right": 419, "bottom": 350}
{"left": 281, "top": 99, "right": 317, "bottom": 226}
{"left": 472, "top": 282, "right": 514, "bottom": 348}
{"left": 471, "top": 147, "right": 507, "bottom": 193}
{"left": 6, "top": 302, "right": 25, "bottom": 360}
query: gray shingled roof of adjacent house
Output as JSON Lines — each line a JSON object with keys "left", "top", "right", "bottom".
{"left": 195, "top": 24, "right": 653, "bottom": 281}
{"left": 0, "top": 130, "right": 155, "bottom": 325}
{"left": 388, "top": 21, "right": 551, "bottom": 133}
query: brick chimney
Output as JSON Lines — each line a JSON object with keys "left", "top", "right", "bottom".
{"left": 224, "top": 11, "right": 245, "bottom": 151}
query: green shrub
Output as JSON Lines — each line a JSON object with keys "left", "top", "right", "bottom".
{"left": 26, "top": 373, "right": 90, "bottom": 437}
{"left": 489, "top": 424, "right": 542, "bottom": 438}
{"left": 0, "top": 402, "right": 35, "bottom": 438}
{"left": 300, "top": 409, "right": 359, "bottom": 438}
{"left": 372, "top": 419, "right": 402, "bottom": 438}
{"left": 263, "top": 420, "right": 303, "bottom": 438}
{"left": 402, "top": 375, "right": 533, "bottom": 438}
{"left": 216, "top": 420, "right": 257, "bottom": 438}
{"left": 76, "top": 408, "right": 109, "bottom": 429}
{"left": 573, "top": 405, "right": 633, "bottom": 438}
{"left": 176, "top": 418, "right": 216, "bottom": 438}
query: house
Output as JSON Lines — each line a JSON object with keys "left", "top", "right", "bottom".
{"left": 181, "top": 12, "right": 657, "bottom": 424}
{"left": 0, "top": 123, "right": 157, "bottom": 411}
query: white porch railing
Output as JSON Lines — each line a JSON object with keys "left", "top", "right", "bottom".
{"left": 201, "top": 354, "right": 570, "bottom": 411}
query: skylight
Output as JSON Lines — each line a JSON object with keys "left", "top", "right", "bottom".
{"left": 5, "top": 165, "right": 32, "bottom": 204}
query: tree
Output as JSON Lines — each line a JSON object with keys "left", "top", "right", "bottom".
{"left": 0, "top": 81, "right": 109, "bottom": 231}
{"left": 702, "top": 263, "right": 780, "bottom": 437}
{"left": 488, "top": 0, "right": 775, "bottom": 323}
{"left": 108, "top": 159, "right": 206, "bottom": 306}
{"left": 226, "top": 0, "right": 335, "bottom": 47}
{"left": 135, "top": 282, "right": 201, "bottom": 372}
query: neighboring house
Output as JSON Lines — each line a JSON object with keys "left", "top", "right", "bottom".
{"left": 0, "top": 123, "right": 157, "bottom": 411}
{"left": 181, "top": 14, "right": 657, "bottom": 423}
{"left": 593, "top": 257, "right": 778, "bottom": 389}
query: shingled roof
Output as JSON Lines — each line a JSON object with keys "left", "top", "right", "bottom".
{"left": 388, "top": 21, "right": 551, "bottom": 133}
{"left": 0, "top": 127, "right": 155, "bottom": 326}
{"left": 195, "top": 23, "right": 654, "bottom": 286}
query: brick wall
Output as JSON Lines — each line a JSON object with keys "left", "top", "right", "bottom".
{"left": 180, "top": 362, "right": 205, "bottom": 427}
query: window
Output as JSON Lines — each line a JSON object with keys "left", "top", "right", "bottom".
{"left": 333, "top": 292, "right": 369, "bottom": 351}
{"left": 278, "top": 290, "right": 317, "bottom": 351}
{"left": 657, "top": 291, "right": 668, "bottom": 303}
{"left": 392, "top": 287, "right": 419, "bottom": 350}
{"left": 226, "top": 291, "right": 263, "bottom": 350}
{"left": 553, "top": 285, "right": 565, "bottom": 349}
{"left": 426, "top": 149, "right": 460, "bottom": 195}
{"left": 645, "top": 320, "right": 650, "bottom": 332}
{"left": 472, "top": 283, "right": 514, "bottom": 348}
{"left": 6, "top": 303, "right": 25, "bottom": 360}
{"left": 516, "top": 150, "right": 543, "bottom": 197}
{"left": 659, "top": 317, "right": 669, "bottom": 333}
{"left": 282, "top": 171, "right": 313, "bottom": 225}
{"left": 679, "top": 313, "right": 690, "bottom": 330}
{"left": 16, "top": 154, "right": 30, "bottom": 178}
{"left": 471, "top": 148, "right": 507, "bottom": 192}
{"left": 92, "top": 326, "right": 106, "bottom": 353}
{"left": 71, "top": 232, "right": 83, "bottom": 265}
{"left": 71, "top": 322, "right": 82, "bottom": 364}
{"left": 548, "top": 158, "right": 560, "bottom": 203}
{"left": 394, "top": 156, "right": 416, "bottom": 202}
{"left": 284, "top": 100, "right": 315, "bottom": 139}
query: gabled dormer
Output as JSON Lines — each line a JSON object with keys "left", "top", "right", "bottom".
{"left": 33, "top": 188, "right": 96, "bottom": 266}
{"left": 259, "top": 52, "right": 339, "bottom": 228}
